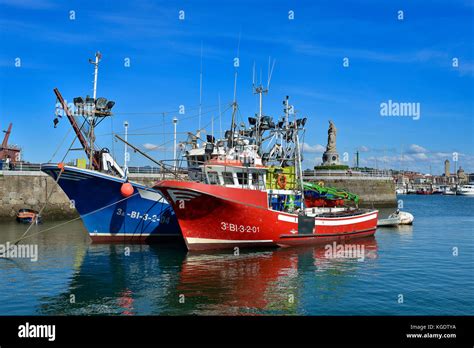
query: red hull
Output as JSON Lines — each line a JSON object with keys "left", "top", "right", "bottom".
{"left": 154, "top": 181, "right": 378, "bottom": 251}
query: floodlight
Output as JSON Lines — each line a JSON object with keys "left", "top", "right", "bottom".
{"left": 85, "top": 96, "right": 95, "bottom": 106}
{"left": 95, "top": 97, "right": 108, "bottom": 110}
{"left": 106, "top": 101, "right": 115, "bottom": 110}
{"left": 73, "top": 97, "right": 84, "bottom": 107}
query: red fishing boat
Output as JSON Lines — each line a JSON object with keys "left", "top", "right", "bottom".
{"left": 154, "top": 95, "right": 378, "bottom": 251}
{"left": 154, "top": 178, "right": 378, "bottom": 251}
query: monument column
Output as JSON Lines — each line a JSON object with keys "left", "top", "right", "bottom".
{"left": 322, "top": 120, "right": 340, "bottom": 166}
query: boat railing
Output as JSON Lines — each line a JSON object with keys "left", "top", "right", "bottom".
{"left": 0, "top": 162, "right": 43, "bottom": 172}
{"left": 303, "top": 168, "right": 394, "bottom": 179}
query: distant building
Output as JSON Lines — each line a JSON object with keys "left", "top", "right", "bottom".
{"left": 469, "top": 173, "right": 474, "bottom": 183}
{"left": 444, "top": 159, "right": 450, "bottom": 177}
{"left": 457, "top": 167, "right": 468, "bottom": 184}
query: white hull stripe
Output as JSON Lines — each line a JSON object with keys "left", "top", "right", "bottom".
{"left": 278, "top": 215, "right": 296, "bottom": 223}
{"left": 90, "top": 233, "right": 181, "bottom": 236}
{"left": 59, "top": 174, "right": 85, "bottom": 181}
{"left": 59, "top": 177, "right": 82, "bottom": 181}
{"left": 168, "top": 189, "right": 201, "bottom": 203}
{"left": 277, "top": 213, "right": 377, "bottom": 226}
{"left": 186, "top": 237, "right": 273, "bottom": 244}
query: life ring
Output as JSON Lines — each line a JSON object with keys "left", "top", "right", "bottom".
{"left": 318, "top": 181, "right": 324, "bottom": 187}
{"left": 277, "top": 174, "right": 287, "bottom": 189}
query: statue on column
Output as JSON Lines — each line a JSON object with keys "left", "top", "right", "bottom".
{"left": 322, "top": 120, "right": 340, "bottom": 166}
{"left": 327, "top": 120, "right": 337, "bottom": 152}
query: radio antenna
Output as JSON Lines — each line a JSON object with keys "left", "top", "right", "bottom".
{"left": 218, "top": 93, "right": 222, "bottom": 139}
{"left": 267, "top": 56, "right": 276, "bottom": 90}
{"left": 89, "top": 51, "right": 102, "bottom": 99}
{"left": 198, "top": 41, "right": 203, "bottom": 130}
{"left": 230, "top": 32, "right": 241, "bottom": 149}
{"left": 252, "top": 61, "right": 256, "bottom": 88}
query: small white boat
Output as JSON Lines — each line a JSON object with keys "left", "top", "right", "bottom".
{"left": 396, "top": 187, "right": 407, "bottom": 195}
{"left": 398, "top": 211, "right": 414, "bottom": 225}
{"left": 377, "top": 216, "right": 401, "bottom": 227}
{"left": 377, "top": 210, "right": 414, "bottom": 227}
{"left": 457, "top": 184, "right": 474, "bottom": 196}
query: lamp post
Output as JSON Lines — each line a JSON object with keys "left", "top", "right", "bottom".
{"left": 173, "top": 117, "right": 178, "bottom": 170}
{"left": 124, "top": 121, "right": 129, "bottom": 173}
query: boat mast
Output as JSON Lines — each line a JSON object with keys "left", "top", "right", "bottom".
{"left": 173, "top": 117, "right": 178, "bottom": 170}
{"left": 198, "top": 42, "right": 203, "bottom": 131}
{"left": 229, "top": 34, "right": 241, "bottom": 150}
{"left": 253, "top": 84, "right": 267, "bottom": 147}
{"left": 88, "top": 52, "right": 102, "bottom": 169}
{"left": 91, "top": 52, "right": 100, "bottom": 100}
{"left": 282, "top": 95, "right": 290, "bottom": 166}
{"left": 230, "top": 85, "right": 237, "bottom": 149}
{"left": 253, "top": 57, "right": 275, "bottom": 148}
{"left": 295, "top": 126, "right": 305, "bottom": 209}
{"left": 289, "top": 96, "right": 305, "bottom": 209}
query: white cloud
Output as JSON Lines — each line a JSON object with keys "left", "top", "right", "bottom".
{"left": 412, "top": 153, "right": 429, "bottom": 160}
{"left": 143, "top": 143, "right": 160, "bottom": 151}
{"left": 302, "top": 143, "right": 325, "bottom": 153}
{"left": 357, "top": 145, "right": 370, "bottom": 152}
{"left": 407, "top": 144, "right": 427, "bottom": 154}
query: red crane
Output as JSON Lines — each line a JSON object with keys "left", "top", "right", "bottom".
{"left": 0, "top": 122, "right": 21, "bottom": 163}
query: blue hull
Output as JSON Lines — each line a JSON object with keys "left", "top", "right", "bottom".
{"left": 41, "top": 164, "right": 182, "bottom": 243}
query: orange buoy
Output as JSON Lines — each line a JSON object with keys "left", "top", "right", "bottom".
{"left": 58, "top": 162, "right": 65, "bottom": 172}
{"left": 120, "top": 182, "right": 134, "bottom": 197}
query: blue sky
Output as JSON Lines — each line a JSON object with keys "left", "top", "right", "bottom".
{"left": 1, "top": 0, "right": 473, "bottom": 173}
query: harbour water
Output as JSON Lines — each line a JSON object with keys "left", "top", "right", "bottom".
{"left": 0, "top": 195, "right": 472, "bottom": 315}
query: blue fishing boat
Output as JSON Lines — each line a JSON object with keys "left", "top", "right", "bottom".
{"left": 42, "top": 52, "right": 181, "bottom": 243}
{"left": 41, "top": 164, "right": 181, "bottom": 242}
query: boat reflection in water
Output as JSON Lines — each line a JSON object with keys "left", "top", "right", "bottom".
{"left": 178, "top": 237, "right": 378, "bottom": 315}
{"left": 38, "top": 238, "right": 378, "bottom": 315}
{"left": 38, "top": 244, "right": 187, "bottom": 315}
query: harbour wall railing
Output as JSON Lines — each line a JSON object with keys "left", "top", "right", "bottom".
{"left": 3, "top": 163, "right": 396, "bottom": 178}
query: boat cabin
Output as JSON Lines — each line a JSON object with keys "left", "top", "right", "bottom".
{"left": 201, "top": 160, "right": 304, "bottom": 213}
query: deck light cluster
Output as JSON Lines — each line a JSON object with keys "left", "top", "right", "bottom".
{"left": 73, "top": 96, "right": 115, "bottom": 116}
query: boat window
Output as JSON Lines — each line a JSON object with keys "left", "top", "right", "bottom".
{"left": 207, "top": 171, "right": 219, "bottom": 185}
{"left": 236, "top": 172, "right": 248, "bottom": 185}
{"left": 250, "top": 172, "right": 258, "bottom": 186}
{"left": 222, "top": 172, "right": 234, "bottom": 185}
{"left": 258, "top": 174, "right": 265, "bottom": 187}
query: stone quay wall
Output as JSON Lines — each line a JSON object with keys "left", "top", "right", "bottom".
{"left": 305, "top": 175, "right": 397, "bottom": 207}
